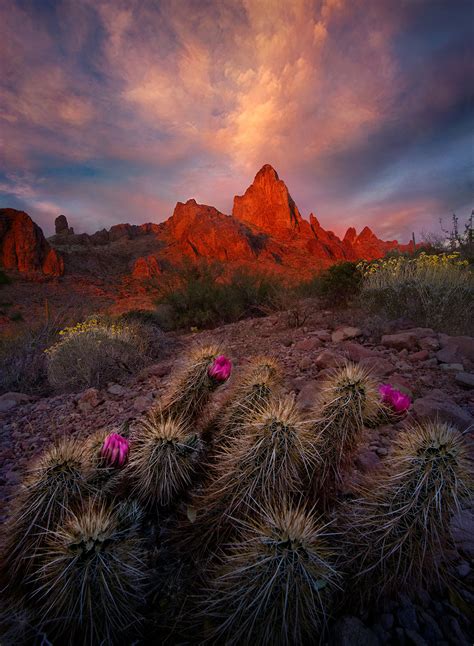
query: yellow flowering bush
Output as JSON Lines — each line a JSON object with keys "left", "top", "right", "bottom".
{"left": 46, "top": 317, "right": 162, "bottom": 391}
{"left": 358, "top": 252, "right": 473, "bottom": 333}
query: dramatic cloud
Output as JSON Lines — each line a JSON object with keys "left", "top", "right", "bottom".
{"left": 0, "top": 0, "right": 472, "bottom": 239}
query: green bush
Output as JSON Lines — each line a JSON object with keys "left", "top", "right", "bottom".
{"left": 359, "top": 252, "right": 474, "bottom": 334}
{"left": 0, "top": 270, "right": 11, "bottom": 286}
{"left": 156, "top": 261, "right": 282, "bottom": 329}
{"left": 300, "top": 261, "right": 362, "bottom": 306}
{"left": 46, "top": 317, "right": 164, "bottom": 392}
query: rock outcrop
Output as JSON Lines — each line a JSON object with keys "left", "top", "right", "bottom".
{"left": 4, "top": 165, "right": 414, "bottom": 282}
{"left": 233, "top": 164, "right": 305, "bottom": 236}
{"left": 0, "top": 209, "right": 64, "bottom": 276}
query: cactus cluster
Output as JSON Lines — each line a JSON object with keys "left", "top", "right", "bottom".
{"left": 1, "top": 343, "right": 471, "bottom": 645}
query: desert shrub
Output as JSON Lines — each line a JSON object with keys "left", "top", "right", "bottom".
{"left": 156, "top": 261, "right": 282, "bottom": 329}
{"left": 0, "top": 270, "right": 11, "bottom": 286}
{"left": 359, "top": 252, "right": 474, "bottom": 334}
{"left": 46, "top": 317, "right": 162, "bottom": 391}
{"left": 0, "top": 323, "right": 57, "bottom": 395}
{"left": 300, "top": 261, "right": 362, "bottom": 306}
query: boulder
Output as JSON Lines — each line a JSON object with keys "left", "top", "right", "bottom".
{"left": 381, "top": 332, "right": 418, "bottom": 351}
{"left": 413, "top": 391, "right": 472, "bottom": 430}
{"left": 330, "top": 616, "right": 380, "bottom": 646}
{"left": 455, "top": 372, "right": 474, "bottom": 389}
{"left": 332, "top": 326, "right": 362, "bottom": 343}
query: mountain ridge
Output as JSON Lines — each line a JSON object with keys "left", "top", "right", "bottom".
{"left": 1, "top": 165, "right": 413, "bottom": 279}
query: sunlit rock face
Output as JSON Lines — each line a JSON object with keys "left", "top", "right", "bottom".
{"left": 232, "top": 164, "right": 306, "bottom": 237}
{"left": 0, "top": 208, "right": 64, "bottom": 276}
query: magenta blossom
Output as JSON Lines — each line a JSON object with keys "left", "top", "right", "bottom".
{"left": 208, "top": 355, "right": 232, "bottom": 382}
{"left": 100, "top": 433, "right": 129, "bottom": 467}
{"left": 378, "top": 383, "right": 411, "bottom": 414}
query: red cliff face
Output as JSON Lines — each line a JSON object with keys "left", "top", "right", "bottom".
{"left": 0, "top": 209, "right": 64, "bottom": 276}
{"left": 232, "top": 164, "right": 305, "bottom": 237}
{"left": 164, "top": 199, "right": 257, "bottom": 262}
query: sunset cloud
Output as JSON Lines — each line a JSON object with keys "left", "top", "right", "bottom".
{"left": 0, "top": 0, "right": 472, "bottom": 239}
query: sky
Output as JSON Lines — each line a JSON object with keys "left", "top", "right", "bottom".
{"left": 0, "top": 0, "right": 473, "bottom": 241}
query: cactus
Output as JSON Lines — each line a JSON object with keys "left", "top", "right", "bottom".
{"left": 85, "top": 429, "right": 129, "bottom": 494}
{"left": 343, "top": 420, "right": 472, "bottom": 603}
{"left": 126, "top": 411, "right": 204, "bottom": 507}
{"left": 1, "top": 438, "right": 89, "bottom": 592}
{"left": 185, "top": 395, "right": 318, "bottom": 552}
{"left": 33, "top": 499, "right": 148, "bottom": 645}
{"left": 162, "top": 344, "right": 231, "bottom": 424}
{"left": 310, "top": 362, "right": 381, "bottom": 503}
{"left": 218, "top": 356, "right": 282, "bottom": 440}
{"left": 202, "top": 501, "right": 339, "bottom": 646}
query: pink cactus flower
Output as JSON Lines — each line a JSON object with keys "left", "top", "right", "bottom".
{"left": 100, "top": 433, "right": 129, "bottom": 467}
{"left": 208, "top": 355, "right": 232, "bottom": 382}
{"left": 378, "top": 383, "right": 411, "bottom": 414}
{"left": 390, "top": 390, "right": 411, "bottom": 414}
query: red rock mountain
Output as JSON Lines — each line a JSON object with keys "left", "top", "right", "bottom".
{"left": 1, "top": 166, "right": 413, "bottom": 281}
{"left": 0, "top": 209, "right": 63, "bottom": 276}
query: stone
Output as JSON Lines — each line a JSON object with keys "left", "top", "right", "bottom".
{"left": 332, "top": 326, "right": 362, "bottom": 343}
{"left": 451, "top": 509, "right": 474, "bottom": 558}
{"left": 405, "top": 630, "right": 427, "bottom": 646}
{"left": 294, "top": 337, "right": 322, "bottom": 352}
{"left": 132, "top": 255, "right": 161, "bottom": 279}
{"left": 314, "top": 350, "right": 343, "bottom": 369}
{"left": 330, "top": 616, "right": 380, "bottom": 646}
{"left": 456, "top": 560, "right": 470, "bottom": 577}
{"left": 418, "top": 336, "right": 440, "bottom": 351}
{"left": 359, "top": 356, "right": 394, "bottom": 376}
{"left": 455, "top": 372, "right": 474, "bottom": 388}
{"left": 342, "top": 342, "right": 377, "bottom": 362}
{"left": 418, "top": 610, "right": 443, "bottom": 642}
{"left": 381, "top": 332, "right": 418, "bottom": 351}
{"left": 413, "top": 393, "right": 472, "bottom": 430}
{"left": 0, "top": 398, "right": 17, "bottom": 412}
{"left": 107, "top": 383, "right": 126, "bottom": 396}
{"left": 408, "top": 350, "right": 429, "bottom": 362}
{"left": 296, "top": 380, "right": 318, "bottom": 410}
{"left": 77, "top": 388, "right": 102, "bottom": 411}
{"left": 440, "top": 363, "right": 464, "bottom": 372}
{"left": 314, "top": 330, "right": 332, "bottom": 342}
{"left": 355, "top": 448, "right": 380, "bottom": 473}
{"left": 133, "top": 395, "right": 152, "bottom": 413}
{"left": 380, "top": 614, "right": 394, "bottom": 630}
{"left": 436, "top": 334, "right": 474, "bottom": 363}
{"left": 397, "top": 605, "right": 419, "bottom": 632}
{"left": 137, "top": 363, "right": 171, "bottom": 380}
{"left": 299, "top": 356, "right": 312, "bottom": 370}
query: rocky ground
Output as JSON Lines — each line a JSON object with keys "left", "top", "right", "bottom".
{"left": 0, "top": 300, "right": 473, "bottom": 645}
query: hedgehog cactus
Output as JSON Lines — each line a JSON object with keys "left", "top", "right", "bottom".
{"left": 162, "top": 345, "right": 231, "bottom": 424}
{"left": 218, "top": 356, "right": 282, "bottom": 440}
{"left": 184, "top": 395, "right": 318, "bottom": 553}
{"left": 127, "top": 411, "right": 203, "bottom": 507}
{"left": 344, "top": 420, "right": 472, "bottom": 602}
{"left": 310, "top": 362, "right": 381, "bottom": 503}
{"left": 33, "top": 499, "right": 148, "bottom": 645}
{"left": 1, "top": 438, "right": 89, "bottom": 592}
{"left": 203, "top": 501, "right": 339, "bottom": 646}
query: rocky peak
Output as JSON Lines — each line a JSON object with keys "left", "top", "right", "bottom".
{"left": 343, "top": 227, "right": 357, "bottom": 244}
{"left": 55, "top": 214, "right": 74, "bottom": 236}
{"left": 356, "top": 226, "right": 378, "bottom": 242}
{"left": 232, "top": 164, "right": 303, "bottom": 236}
{"left": 0, "top": 208, "right": 64, "bottom": 277}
